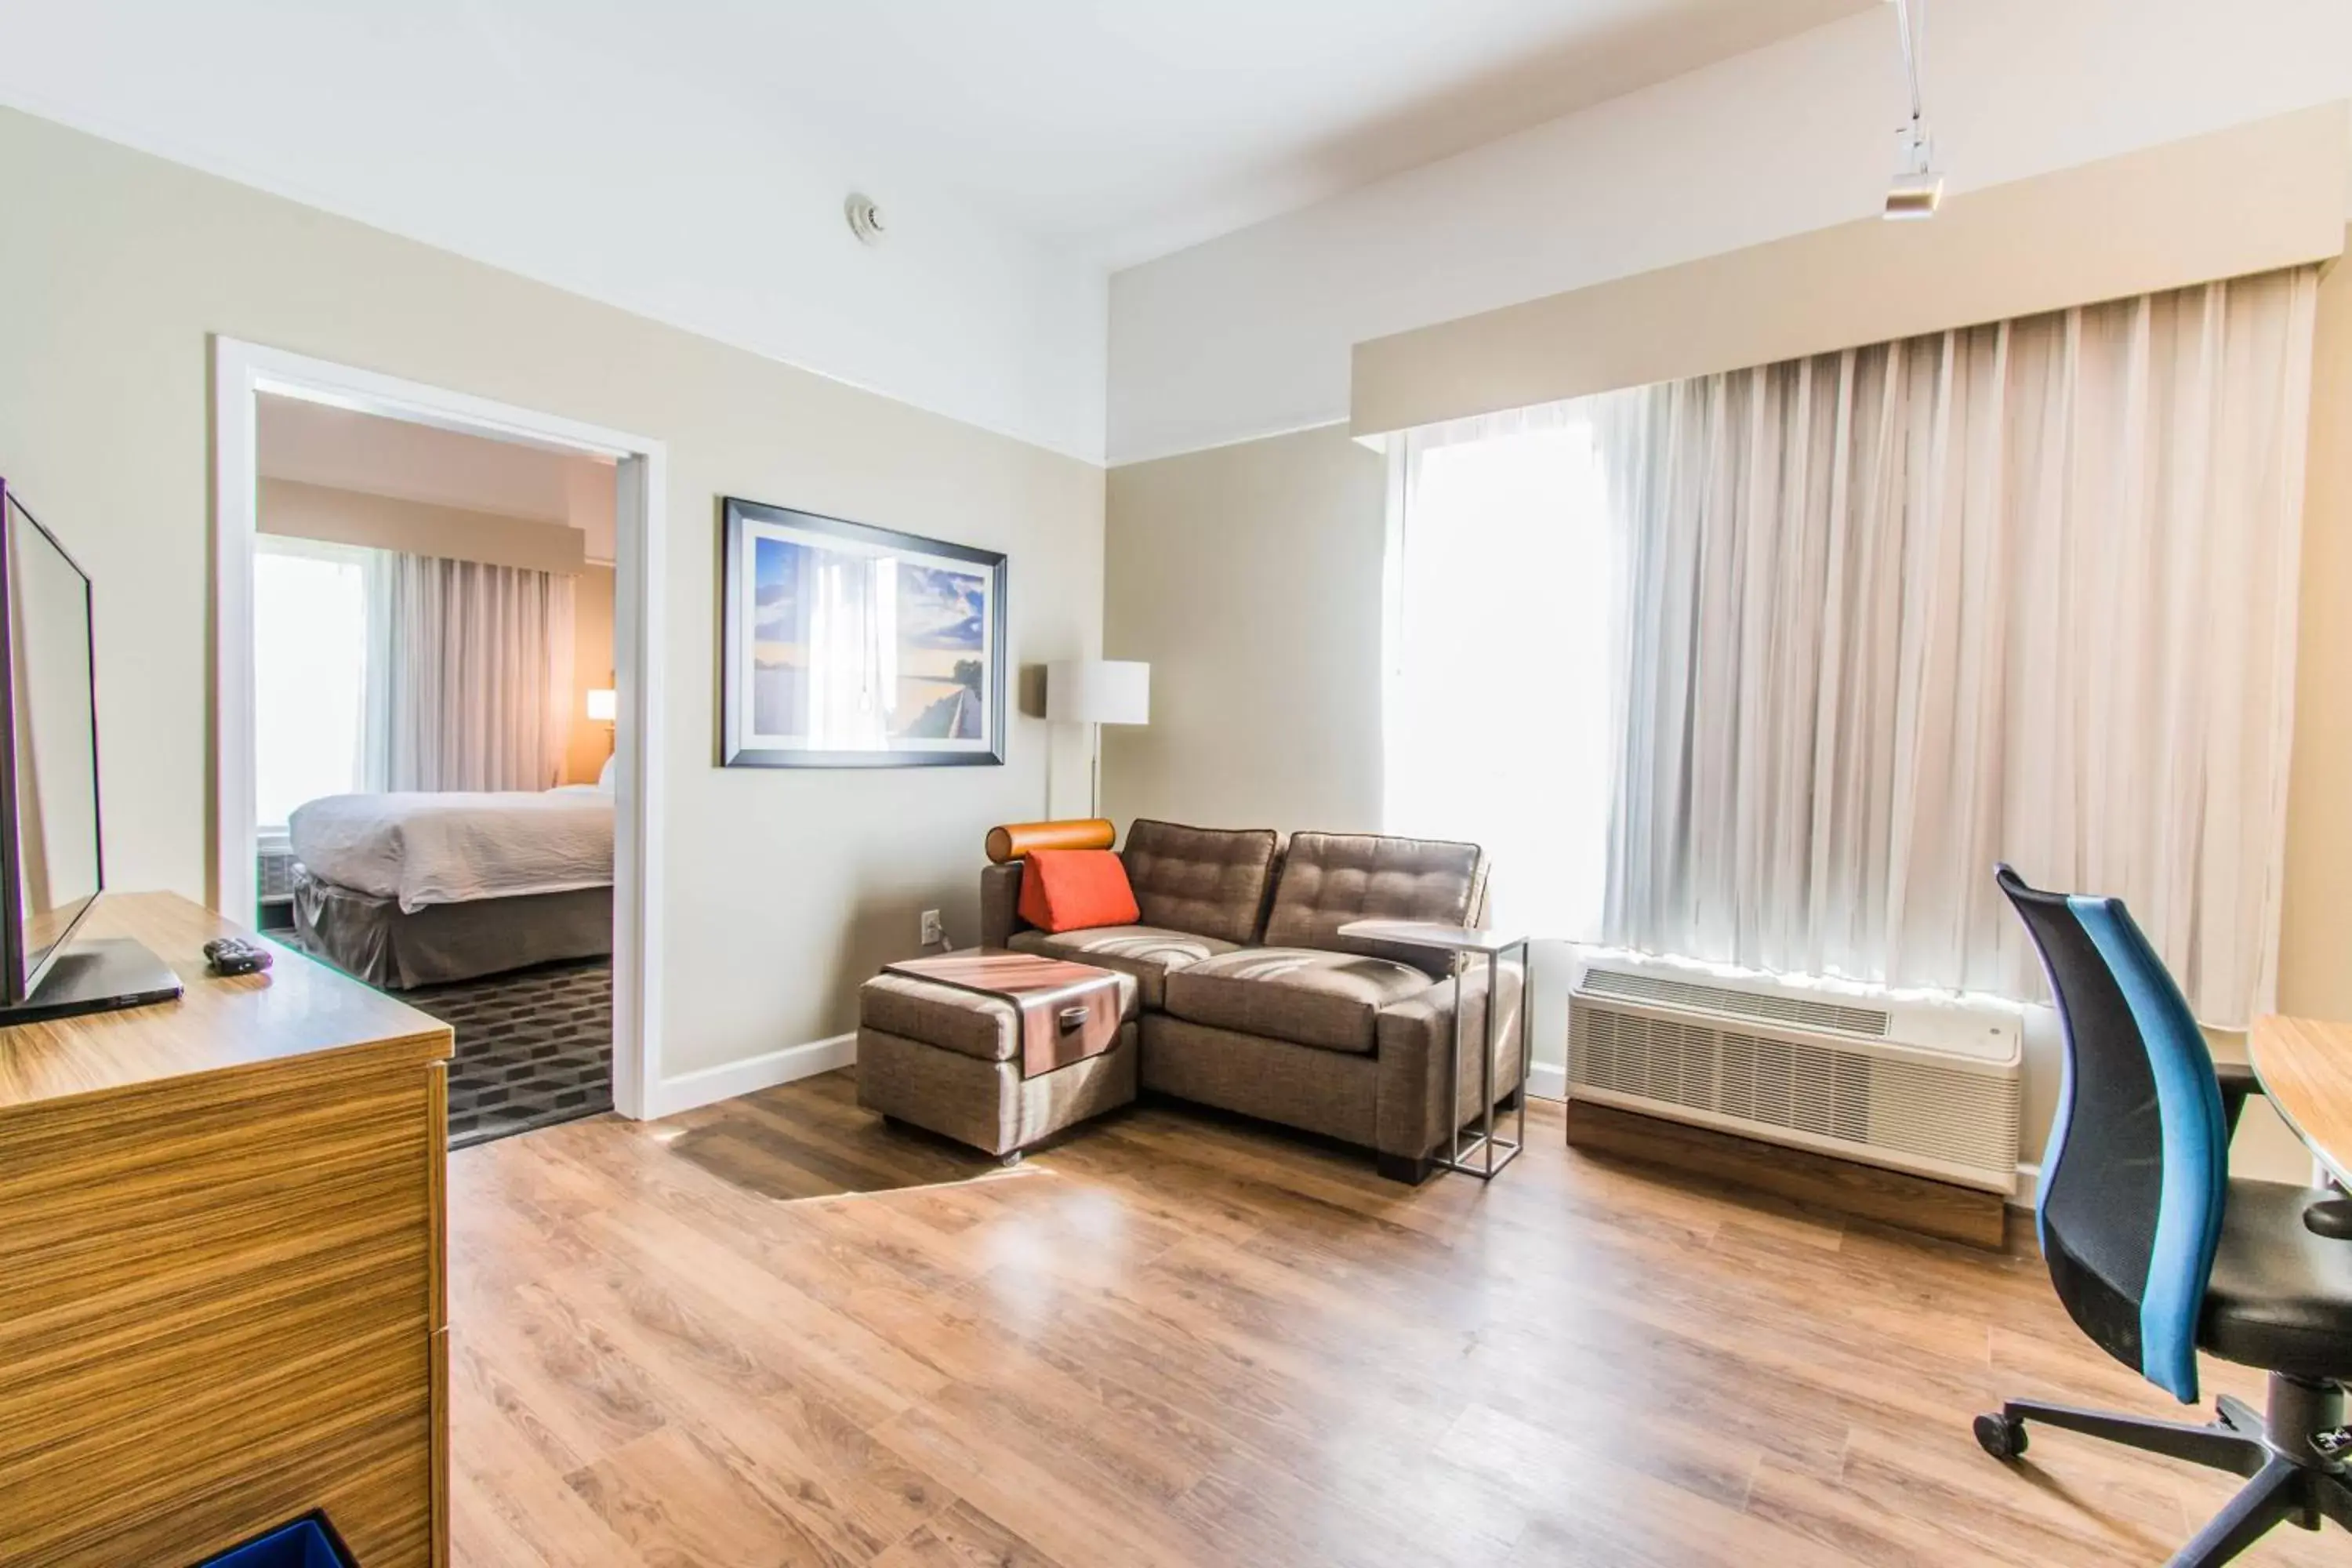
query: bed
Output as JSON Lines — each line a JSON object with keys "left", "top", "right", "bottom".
{"left": 286, "top": 787, "right": 614, "bottom": 989}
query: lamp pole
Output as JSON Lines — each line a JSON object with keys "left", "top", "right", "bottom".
{"left": 1089, "top": 720, "right": 1103, "bottom": 820}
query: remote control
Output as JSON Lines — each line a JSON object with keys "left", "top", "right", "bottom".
{"left": 202, "top": 936, "right": 274, "bottom": 977}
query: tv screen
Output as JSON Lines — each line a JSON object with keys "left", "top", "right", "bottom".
{"left": 0, "top": 484, "right": 101, "bottom": 1003}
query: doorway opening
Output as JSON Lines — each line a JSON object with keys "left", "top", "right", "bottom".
{"left": 212, "top": 339, "right": 666, "bottom": 1130}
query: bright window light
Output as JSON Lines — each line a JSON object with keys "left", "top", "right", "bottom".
{"left": 1384, "top": 421, "right": 1621, "bottom": 942}
{"left": 253, "top": 537, "right": 374, "bottom": 829}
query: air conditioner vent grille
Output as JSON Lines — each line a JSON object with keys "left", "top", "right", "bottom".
{"left": 257, "top": 846, "right": 299, "bottom": 903}
{"left": 1570, "top": 997, "right": 2019, "bottom": 1183}
{"left": 1580, "top": 967, "right": 1891, "bottom": 1037}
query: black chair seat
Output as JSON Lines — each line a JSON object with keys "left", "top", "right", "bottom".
{"left": 2200, "top": 1179, "right": 2352, "bottom": 1381}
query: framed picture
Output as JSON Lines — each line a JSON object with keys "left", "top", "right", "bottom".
{"left": 720, "top": 496, "right": 1007, "bottom": 768}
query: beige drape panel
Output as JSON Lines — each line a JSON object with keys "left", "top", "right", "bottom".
{"left": 366, "top": 554, "right": 576, "bottom": 792}
{"left": 1595, "top": 267, "right": 2320, "bottom": 1024}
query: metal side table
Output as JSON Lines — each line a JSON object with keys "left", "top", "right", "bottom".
{"left": 1338, "top": 920, "right": 1531, "bottom": 1179}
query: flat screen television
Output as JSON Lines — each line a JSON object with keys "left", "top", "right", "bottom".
{"left": 0, "top": 479, "right": 178, "bottom": 1020}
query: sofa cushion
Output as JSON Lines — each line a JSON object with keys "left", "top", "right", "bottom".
{"left": 1160, "top": 948, "right": 1436, "bottom": 1054}
{"left": 1264, "top": 832, "right": 1486, "bottom": 978}
{"left": 1007, "top": 924, "right": 1236, "bottom": 1011}
{"left": 1120, "top": 819, "right": 1279, "bottom": 946}
{"left": 858, "top": 973, "right": 1018, "bottom": 1062}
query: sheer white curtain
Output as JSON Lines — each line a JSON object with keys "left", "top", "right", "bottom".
{"left": 1388, "top": 265, "right": 2319, "bottom": 1025}
{"left": 252, "top": 535, "right": 374, "bottom": 829}
{"left": 1385, "top": 408, "right": 1624, "bottom": 941}
{"left": 366, "top": 554, "right": 576, "bottom": 793}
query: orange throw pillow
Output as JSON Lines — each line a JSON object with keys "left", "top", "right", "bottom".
{"left": 1018, "top": 849, "right": 1140, "bottom": 935}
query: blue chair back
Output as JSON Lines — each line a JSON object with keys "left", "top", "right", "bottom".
{"left": 1995, "top": 863, "right": 2229, "bottom": 1403}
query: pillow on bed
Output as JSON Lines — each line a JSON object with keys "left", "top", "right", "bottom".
{"left": 1017, "top": 849, "right": 1140, "bottom": 935}
{"left": 597, "top": 754, "right": 615, "bottom": 790}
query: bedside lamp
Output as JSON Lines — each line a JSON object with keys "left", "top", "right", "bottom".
{"left": 1046, "top": 659, "right": 1149, "bottom": 820}
{"left": 586, "top": 688, "right": 617, "bottom": 769}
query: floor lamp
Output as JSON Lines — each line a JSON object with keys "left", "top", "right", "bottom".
{"left": 1045, "top": 659, "right": 1149, "bottom": 820}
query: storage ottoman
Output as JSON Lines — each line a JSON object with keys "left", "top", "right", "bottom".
{"left": 855, "top": 967, "right": 1140, "bottom": 1159}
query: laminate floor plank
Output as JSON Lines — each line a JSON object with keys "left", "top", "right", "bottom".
{"left": 535, "top": 1256, "right": 955, "bottom": 1563}
{"left": 869, "top": 1499, "right": 1070, "bottom": 1568}
{"left": 448, "top": 1072, "right": 2342, "bottom": 1566}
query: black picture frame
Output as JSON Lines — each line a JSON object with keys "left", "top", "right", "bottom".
{"left": 720, "top": 496, "right": 1008, "bottom": 768}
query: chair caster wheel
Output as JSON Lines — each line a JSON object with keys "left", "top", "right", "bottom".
{"left": 1974, "top": 1411, "right": 2027, "bottom": 1461}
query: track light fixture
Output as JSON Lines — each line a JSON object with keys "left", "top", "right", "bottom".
{"left": 1884, "top": 0, "right": 1941, "bottom": 220}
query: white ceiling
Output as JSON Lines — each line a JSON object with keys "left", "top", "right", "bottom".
{"left": 257, "top": 396, "right": 617, "bottom": 564}
{"left": 622, "top": 0, "right": 1878, "bottom": 267}
{"left": 0, "top": 0, "right": 1871, "bottom": 458}
{"left": 0, "top": 0, "right": 1869, "bottom": 268}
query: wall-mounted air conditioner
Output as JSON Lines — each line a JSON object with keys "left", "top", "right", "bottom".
{"left": 257, "top": 842, "right": 300, "bottom": 904}
{"left": 1568, "top": 952, "right": 2023, "bottom": 1194}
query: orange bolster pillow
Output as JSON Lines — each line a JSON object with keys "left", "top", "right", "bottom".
{"left": 1018, "top": 849, "right": 1140, "bottom": 935}
{"left": 985, "top": 818, "right": 1115, "bottom": 864}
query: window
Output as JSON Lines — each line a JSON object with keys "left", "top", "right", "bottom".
{"left": 1383, "top": 415, "right": 1620, "bottom": 943}
{"left": 252, "top": 536, "right": 376, "bottom": 832}
{"left": 1380, "top": 266, "right": 2318, "bottom": 1025}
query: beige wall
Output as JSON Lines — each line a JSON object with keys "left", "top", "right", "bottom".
{"left": 260, "top": 394, "right": 619, "bottom": 561}
{"left": 0, "top": 106, "right": 1102, "bottom": 1081}
{"left": 565, "top": 565, "right": 617, "bottom": 787}
{"left": 258, "top": 477, "right": 588, "bottom": 575}
{"left": 2281, "top": 251, "right": 2352, "bottom": 1020}
{"left": 1352, "top": 106, "right": 2350, "bottom": 437}
{"left": 1102, "top": 424, "right": 1386, "bottom": 837}
{"left": 2231, "top": 241, "right": 2352, "bottom": 1181}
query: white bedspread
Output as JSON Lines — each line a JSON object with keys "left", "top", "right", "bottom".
{"left": 288, "top": 789, "right": 615, "bottom": 913}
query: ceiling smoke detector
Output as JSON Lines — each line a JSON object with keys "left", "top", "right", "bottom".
{"left": 845, "top": 193, "right": 887, "bottom": 246}
{"left": 1883, "top": 0, "right": 1941, "bottom": 220}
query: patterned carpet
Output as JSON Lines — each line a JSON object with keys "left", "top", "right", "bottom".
{"left": 404, "top": 960, "right": 612, "bottom": 1149}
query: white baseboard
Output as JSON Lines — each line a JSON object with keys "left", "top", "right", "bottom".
{"left": 1527, "top": 1062, "right": 1568, "bottom": 1102}
{"left": 649, "top": 1032, "right": 856, "bottom": 1119}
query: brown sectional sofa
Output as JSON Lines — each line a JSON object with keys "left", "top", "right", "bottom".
{"left": 979, "top": 818, "right": 1525, "bottom": 1182}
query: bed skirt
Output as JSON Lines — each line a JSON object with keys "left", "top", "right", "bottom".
{"left": 290, "top": 866, "right": 613, "bottom": 989}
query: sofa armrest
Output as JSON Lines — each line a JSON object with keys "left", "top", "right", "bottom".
{"left": 981, "top": 861, "right": 1026, "bottom": 949}
{"left": 1374, "top": 956, "right": 1526, "bottom": 1161}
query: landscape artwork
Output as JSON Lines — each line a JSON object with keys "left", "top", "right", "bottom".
{"left": 721, "top": 498, "right": 1007, "bottom": 768}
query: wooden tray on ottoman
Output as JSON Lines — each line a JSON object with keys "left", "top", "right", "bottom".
{"left": 883, "top": 949, "right": 1123, "bottom": 1077}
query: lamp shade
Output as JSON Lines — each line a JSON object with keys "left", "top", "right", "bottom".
{"left": 586, "top": 688, "right": 618, "bottom": 723}
{"left": 1046, "top": 659, "right": 1149, "bottom": 726}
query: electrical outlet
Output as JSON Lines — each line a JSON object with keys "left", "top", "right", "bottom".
{"left": 920, "top": 909, "right": 945, "bottom": 947}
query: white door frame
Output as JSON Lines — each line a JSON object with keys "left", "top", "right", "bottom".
{"left": 211, "top": 337, "right": 667, "bottom": 1120}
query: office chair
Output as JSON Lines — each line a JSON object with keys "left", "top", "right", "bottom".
{"left": 1983, "top": 865, "right": 2352, "bottom": 1566}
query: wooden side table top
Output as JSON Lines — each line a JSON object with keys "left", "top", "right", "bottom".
{"left": 2250, "top": 1014, "right": 2352, "bottom": 1186}
{"left": 1335, "top": 919, "right": 1524, "bottom": 956}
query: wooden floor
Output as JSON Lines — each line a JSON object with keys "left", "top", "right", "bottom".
{"left": 446, "top": 1071, "right": 2340, "bottom": 1566}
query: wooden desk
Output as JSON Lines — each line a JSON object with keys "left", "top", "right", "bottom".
{"left": 0, "top": 892, "right": 453, "bottom": 1566}
{"left": 2250, "top": 1014, "right": 2352, "bottom": 1186}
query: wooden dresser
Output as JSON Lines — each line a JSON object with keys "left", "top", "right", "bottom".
{"left": 0, "top": 893, "right": 454, "bottom": 1566}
